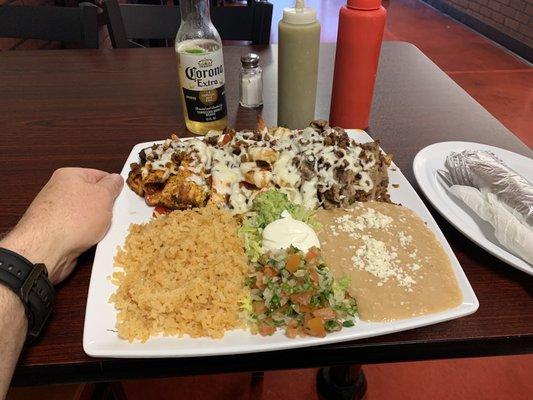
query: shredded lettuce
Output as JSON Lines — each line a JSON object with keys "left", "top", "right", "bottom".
{"left": 332, "top": 277, "right": 353, "bottom": 305}
{"left": 239, "top": 190, "right": 317, "bottom": 262}
{"left": 240, "top": 296, "right": 253, "bottom": 313}
{"left": 334, "top": 277, "right": 351, "bottom": 292}
{"left": 239, "top": 295, "right": 255, "bottom": 324}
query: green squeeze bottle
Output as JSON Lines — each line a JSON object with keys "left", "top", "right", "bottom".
{"left": 278, "top": 0, "right": 321, "bottom": 129}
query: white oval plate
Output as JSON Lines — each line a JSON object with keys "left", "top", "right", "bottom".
{"left": 413, "top": 141, "right": 533, "bottom": 275}
{"left": 83, "top": 131, "right": 479, "bottom": 358}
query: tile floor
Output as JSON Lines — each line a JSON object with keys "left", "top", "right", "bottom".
{"left": 120, "top": 355, "right": 533, "bottom": 399}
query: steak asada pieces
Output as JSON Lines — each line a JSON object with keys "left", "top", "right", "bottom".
{"left": 126, "top": 120, "right": 391, "bottom": 213}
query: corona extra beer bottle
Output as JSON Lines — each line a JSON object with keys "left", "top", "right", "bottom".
{"left": 175, "top": 0, "right": 228, "bottom": 135}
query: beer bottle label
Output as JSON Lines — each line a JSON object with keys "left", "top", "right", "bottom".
{"left": 179, "top": 49, "right": 227, "bottom": 123}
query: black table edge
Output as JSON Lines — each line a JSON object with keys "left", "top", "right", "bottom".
{"left": 13, "top": 335, "right": 533, "bottom": 386}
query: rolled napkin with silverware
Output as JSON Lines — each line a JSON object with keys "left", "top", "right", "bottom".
{"left": 438, "top": 150, "right": 533, "bottom": 265}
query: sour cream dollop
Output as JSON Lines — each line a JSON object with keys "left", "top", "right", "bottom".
{"left": 262, "top": 210, "right": 320, "bottom": 253}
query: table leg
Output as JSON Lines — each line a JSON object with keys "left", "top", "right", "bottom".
{"left": 90, "top": 383, "right": 112, "bottom": 400}
{"left": 89, "top": 382, "right": 127, "bottom": 400}
{"left": 249, "top": 371, "right": 265, "bottom": 400}
{"left": 110, "top": 382, "right": 128, "bottom": 400}
{"left": 317, "top": 365, "right": 367, "bottom": 400}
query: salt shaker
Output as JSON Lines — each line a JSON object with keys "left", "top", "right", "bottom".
{"left": 239, "top": 53, "right": 263, "bottom": 108}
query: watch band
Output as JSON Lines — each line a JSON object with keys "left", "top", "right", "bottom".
{"left": 0, "top": 247, "right": 54, "bottom": 342}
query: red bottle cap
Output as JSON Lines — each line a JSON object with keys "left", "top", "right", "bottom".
{"left": 347, "top": 0, "right": 381, "bottom": 10}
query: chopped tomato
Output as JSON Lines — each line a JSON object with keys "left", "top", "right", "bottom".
{"left": 153, "top": 205, "right": 171, "bottom": 217}
{"left": 299, "top": 304, "right": 312, "bottom": 313}
{"left": 286, "top": 253, "right": 301, "bottom": 273}
{"left": 255, "top": 273, "right": 266, "bottom": 290}
{"left": 287, "top": 319, "right": 298, "bottom": 329}
{"left": 309, "top": 267, "right": 319, "bottom": 285}
{"left": 306, "top": 247, "right": 319, "bottom": 262}
{"left": 263, "top": 266, "right": 277, "bottom": 278}
{"left": 306, "top": 317, "right": 326, "bottom": 338}
{"left": 258, "top": 323, "right": 276, "bottom": 336}
{"left": 253, "top": 301, "right": 266, "bottom": 315}
{"left": 313, "top": 307, "right": 335, "bottom": 320}
{"left": 290, "top": 291, "right": 312, "bottom": 305}
{"left": 220, "top": 134, "right": 231, "bottom": 145}
{"left": 219, "top": 131, "right": 235, "bottom": 145}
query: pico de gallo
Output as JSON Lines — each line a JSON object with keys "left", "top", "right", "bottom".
{"left": 245, "top": 246, "right": 357, "bottom": 338}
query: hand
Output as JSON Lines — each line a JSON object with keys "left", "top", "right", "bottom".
{"left": 0, "top": 168, "right": 123, "bottom": 284}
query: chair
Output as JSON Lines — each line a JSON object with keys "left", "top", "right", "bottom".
{"left": 0, "top": 3, "right": 99, "bottom": 49}
{"left": 103, "top": 0, "right": 273, "bottom": 48}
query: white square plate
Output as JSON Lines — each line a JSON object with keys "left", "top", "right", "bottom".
{"left": 83, "top": 130, "right": 478, "bottom": 358}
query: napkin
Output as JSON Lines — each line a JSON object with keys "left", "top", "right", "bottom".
{"left": 448, "top": 185, "right": 533, "bottom": 265}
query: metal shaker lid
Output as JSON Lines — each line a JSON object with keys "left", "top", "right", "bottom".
{"left": 241, "top": 53, "right": 260, "bottom": 68}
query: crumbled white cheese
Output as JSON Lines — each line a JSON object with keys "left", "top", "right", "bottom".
{"left": 398, "top": 231, "right": 413, "bottom": 247}
{"left": 351, "top": 235, "right": 416, "bottom": 290}
{"left": 333, "top": 208, "right": 392, "bottom": 239}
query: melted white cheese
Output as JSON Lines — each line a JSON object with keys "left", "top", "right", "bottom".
{"left": 139, "top": 123, "right": 384, "bottom": 212}
{"left": 272, "top": 151, "right": 300, "bottom": 188}
{"left": 301, "top": 178, "right": 319, "bottom": 209}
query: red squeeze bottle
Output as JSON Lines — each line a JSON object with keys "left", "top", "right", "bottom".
{"left": 329, "top": 0, "right": 386, "bottom": 129}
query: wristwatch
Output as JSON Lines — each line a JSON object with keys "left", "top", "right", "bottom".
{"left": 0, "top": 247, "right": 54, "bottom": 342}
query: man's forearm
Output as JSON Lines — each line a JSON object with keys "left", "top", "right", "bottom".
{"left": 0, "top": 168, "right": 122, "bottom": 398}
{"left": 0, "top": 228, "right": 60, "bottom": 399}
{"left": 0, "top": 284, "right": 27, "bottom": 399}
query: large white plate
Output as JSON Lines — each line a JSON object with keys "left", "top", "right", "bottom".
{"left": 83, "top": 130, "right": 478, "bottom": 358}
{"left": 413, "top": 141, "right": 533, "bottom": 276}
